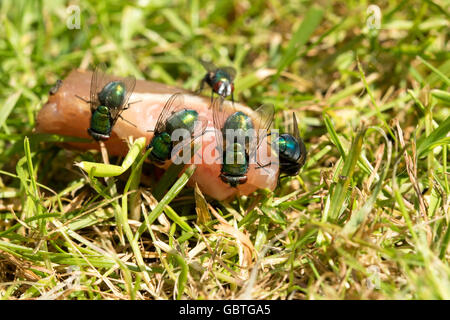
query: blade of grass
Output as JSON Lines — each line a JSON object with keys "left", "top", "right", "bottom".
{"left": 153, "top": 163, "right": 186, "bottom": 201}
{"left": 169, "top": 250, "right": 189, "bottom": 300}
{"left": 134, "top": 165, "right": 196, "bottom": 240}
{"left": 417, "top": 116, "right": 450, "bottom": 157}
{"left": 194, "top": 183, "right": 210, "bottom": 226}
{"left": 275, "top": 6, "right": 323, "bottom": 79}
{"left": 418, "top": 56, "right": 450, "bottom": 86}
{"left": 324, "top": 114, "right": 346, "bottom": 158}
{"left": 0, "top": 90, "right": 21, "bottom": 129}
{"left": 328, "top": 125, "right": 366, "bottom": 222}
{"left": 343, "top": 127, "right": 392, "bottom": 236}
{"left": 431, "top": 89, "right": 450, "bottom": 104}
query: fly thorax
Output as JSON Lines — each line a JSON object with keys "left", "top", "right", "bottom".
{"left": 205, "top": 72, "right": 215, "bottom": 85}
{"left": 166, "top": 109, "right": 199, "bottom": 136}
{"left": 214, "top": 69, "right": 231, "bottom": 82}
{"left": 98, "top": 81, "right": 126, "bottom": 109}
{"left": 224, "top": 112, "right": 254, "bottom": 131}
{"left": 275, "top": 134, "right": 301, "bottom": 162}
{"left": 223, "top": 112, "right": 254, "bottom": 149}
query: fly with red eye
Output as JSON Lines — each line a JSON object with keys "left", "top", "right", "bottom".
{"left": 197, "top": 60, "right": 236, "bottom": 105}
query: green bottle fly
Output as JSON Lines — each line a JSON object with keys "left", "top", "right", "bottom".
{"left": 212, "top": 97, "right": 274, "bottom": 187}
{"left": 77, "top": 64, "right": 136, "bottom": 141}
{"left": 272, "top": 113, "right": 307, "bottom": 177}
{"left": 147, "top": 93, "right": 208, "bottom": 164}
{"left": 198, "top": 60, "right": 236, "bottom": 104}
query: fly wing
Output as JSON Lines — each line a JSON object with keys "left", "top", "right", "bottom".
{"left": 292, "top": 112, "right": 300, "bottom": 141}
{"left": 297, "top": 135, "right": 307, "bottom": 168}
{"left": 220, "top": 66, "right": 237, "bottom": 81}
{"left": 122, "top": 76, "right": 137, "bottom": 108}
{"left": 200, "top": 60, "right": 218, "bottom": 73}
{"left": 170, "top": 112, "right": 209, "bottom": 163}
{"left": 248, "top": 103, "right": 274, "bottom": 160}
{"left": 292, "top": 112, "right": 307, "bottom": 167}
{"left": 153, "top": 93, "right": 185, "bottom": 133}
{"left": 253, "top": 103, "right": 274, "bottom": 146}
{"left": 193, "top": 114, "right": 209, "bottom": 138}
{"left": 211, "top": 96, "right": 227, "bottom": 154}
{"left": 89, "top": 64, "right": 107, "bottom": 113}
{"left": 109, "top": 75, "right": 136, "bottom": 125}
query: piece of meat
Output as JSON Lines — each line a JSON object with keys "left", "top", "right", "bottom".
{"left": 36, "top": 70, "right": 278, "bottom": 200}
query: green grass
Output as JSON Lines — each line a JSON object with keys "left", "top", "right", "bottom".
{"left": 0, "top": 0, "right": 449, "bottom": 300}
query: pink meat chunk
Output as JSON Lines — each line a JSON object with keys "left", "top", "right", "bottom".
{"left": 36, "top": 70, "right": 278, "bottom": 200}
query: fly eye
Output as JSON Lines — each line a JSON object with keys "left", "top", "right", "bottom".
{"left": 218, "top": 84, "right": 225, "bottom": 95}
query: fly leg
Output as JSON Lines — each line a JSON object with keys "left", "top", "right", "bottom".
{"left": 255, "top": 161, "right": 274, "bottom": 175}
{"left": 117, "top": 101, "right": 140, "bottom": 127}
{"left": 255, "top": 161, "right": 273, "bottom": 169}
{"left": 196, "top": 78, "right": 206, "bottom": 95}
{"left": 75, "top": 95, "right": 91, "bottom": 103}
{"left": 123, "top": 100, "right": 141, "bottom": 111}
{"left": 118, "top": 114, "right": 137, "bottom": 128}
{"left": 210, "top": 90, "right": 215, "bottom": 105}
{"left": 254, "top": 135, "right": 278, "bottom": 174}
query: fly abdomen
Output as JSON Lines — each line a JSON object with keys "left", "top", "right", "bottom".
{"left": 149, "top": 132, "right": 172, "bottom": 163}
{"left": 89, "top": 105, "right": 112, "bottom": 140}
{"left": 222, "top": 158, "right": 248, "bottom": 176}
{"left": 222, "top": 143, "right": 249, "bottom": 176}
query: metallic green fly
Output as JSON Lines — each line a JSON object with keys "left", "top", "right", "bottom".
{"left": 212, "top": 97, "right": 274, "bottom": 187}
{"left": 76, "top": 64, "right": 136, "bottom": 141}
{"left": 198, "top": 60, "right": 236, "bottom": 104}
{"left": 147, "top": 93, "right": 208, "bottom": 164}
{"left": 272, "top": 113, "right": 307, "bottom": 177}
